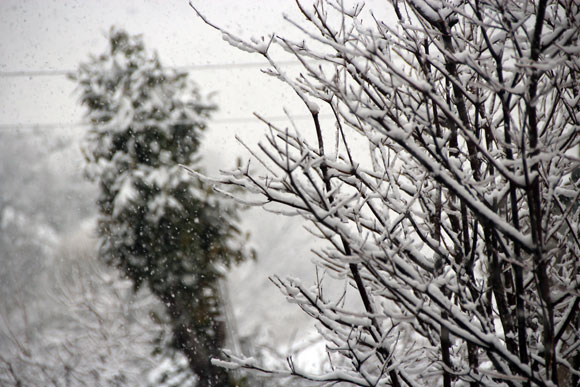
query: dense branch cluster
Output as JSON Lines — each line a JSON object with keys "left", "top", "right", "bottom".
{"left": 195, "top": 0, "right": 580, "bottom": 385}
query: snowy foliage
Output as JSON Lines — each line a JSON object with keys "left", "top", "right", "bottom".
{"left": 0, "top": 230, "right": 176, "bottom": 386}
{"left": 194, "top": 1, "right": 580, "bottom": 385}
{"left": 72, "top": 28, "right": 250, "bottom": 387}
{"left": 0, "top": 131, "right": 93, "bottom": 303}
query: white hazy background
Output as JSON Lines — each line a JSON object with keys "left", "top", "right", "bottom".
{"left": 0, "top": 0, "right": 389, "bottom": 374}
{"left": 0, "top": 0, "right": 320, "bottom": 361}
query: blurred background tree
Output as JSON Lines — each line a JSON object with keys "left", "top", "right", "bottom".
{"left": 71, "top": 27, "right": 250, "bottom": 387}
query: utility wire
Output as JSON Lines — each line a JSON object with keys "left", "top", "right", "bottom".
{"left": 0, "top": 60, "right": 320, "bottom": 134}
{"left": 0, "top": 60, "right": 303, "bottom": 78}
{"left": 0, "top": 114, "right": 333, "bottom": 133}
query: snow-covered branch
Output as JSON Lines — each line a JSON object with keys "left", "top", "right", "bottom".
{"left": 193, "top": 0, "right": 580, "bottom": 385}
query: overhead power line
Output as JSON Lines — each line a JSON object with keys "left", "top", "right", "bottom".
{"left": 0, "top": 60, "right": 303, "bottom": 78}
{"left": 0, "top": 114, "right": 333, "bottom": 133}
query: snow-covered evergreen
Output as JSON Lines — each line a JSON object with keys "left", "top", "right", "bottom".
{"left": 72, "top": 28, "right": 250, "bottom": 387}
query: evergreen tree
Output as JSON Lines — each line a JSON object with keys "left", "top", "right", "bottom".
{"left": 72, "top": 27, "right": 248, "bottom": 387}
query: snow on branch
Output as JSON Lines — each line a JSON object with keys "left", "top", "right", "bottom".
{"left": 191, "top": 0, "right": 580, "bottom": 385}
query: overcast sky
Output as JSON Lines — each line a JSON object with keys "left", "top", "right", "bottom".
{"left": 0, "top": 1, "right": 315, "bottom": 171}
{"left": 0, "top": 0, "right": 390, "bottom": 166}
